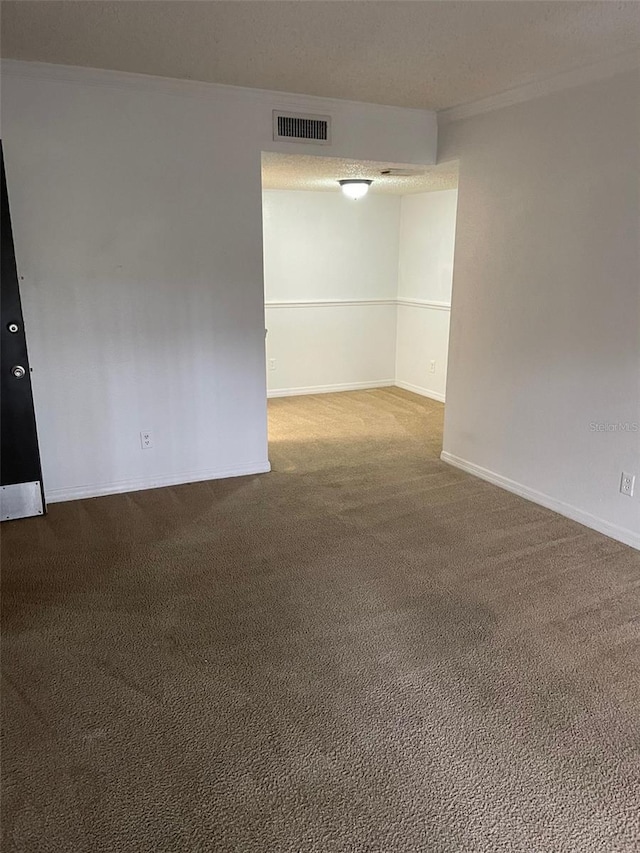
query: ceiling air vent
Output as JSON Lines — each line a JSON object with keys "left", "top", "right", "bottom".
{"left": 273, "top": 111, "right": 331, "bottom": 145}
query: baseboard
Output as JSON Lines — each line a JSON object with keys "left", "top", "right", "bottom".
{"left": 268, "top": 380, "right": 395, "bottom": 398}
{"left": 45, "top": 461, "right": 272, "bottom": 504}
{"left": 440, "top": 451, "right": 640, "bottom": 551}
{"left": 395, "top": 381, "right": 446, "bottom": 403}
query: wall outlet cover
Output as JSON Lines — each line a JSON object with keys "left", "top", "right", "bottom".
{"left": 620, "top": 472, "right": 635, "bottom": 497}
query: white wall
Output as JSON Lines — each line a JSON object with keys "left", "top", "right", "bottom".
{"left": 263, "top": 190, "right": 400, "bottom": 396}
{"left": 397, "top": 190, "right": 458, "bottom": 304}
{"left": 395, "top": 190, "right": 458, "bottom": 401}
{"left": 263, "top": 188, "right": 458, "bottom": 400}
{"left": 1, "top": 60, "right": 436, "bottom": 502}
{"left": 439, "top": 68, "right": 640, "bottom": 549}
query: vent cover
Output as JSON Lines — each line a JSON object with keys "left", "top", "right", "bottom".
{"left": 273, "top": 111, "right": 331, "bottom": 145}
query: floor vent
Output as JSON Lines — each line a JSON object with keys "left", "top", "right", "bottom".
{"left": 273, "top": 111, "right": 331, "bottom": 145}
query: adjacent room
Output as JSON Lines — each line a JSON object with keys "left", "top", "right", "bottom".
{"left": 1, "top": 2, "right": 639, "bottom": 851}
{"left": 261, "top": 152, "right": 458, "bottom": 465}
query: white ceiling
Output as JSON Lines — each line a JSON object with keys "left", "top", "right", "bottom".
{"left": 2, "top": 2, "right": 639, "bottom": 111}
{"left": 262, "top": 153, "right": 458, "bottom": 195}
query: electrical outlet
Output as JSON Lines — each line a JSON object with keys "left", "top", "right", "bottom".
{"left": 269, "top": 358, "right": 276, "bottom": 371}
{"left": 428, "top": 360, "right": 436, "bottom": 374}
{"left": 620, "top": 472, "right": 635, "bottom": 497}
{"left": 140, "top": 430, "right": 153, "bottom": 450}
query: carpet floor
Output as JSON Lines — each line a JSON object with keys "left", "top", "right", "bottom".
{"left": 2, "top": 387, "right": 640, "bottom": 852}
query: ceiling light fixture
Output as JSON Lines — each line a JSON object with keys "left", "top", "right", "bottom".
{"left": 338, "top": 179, "right": 372, "bottom": 200}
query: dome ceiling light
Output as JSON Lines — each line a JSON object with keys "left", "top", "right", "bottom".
{"left": 338, "top": 179, "right": 372, "bottom": 200}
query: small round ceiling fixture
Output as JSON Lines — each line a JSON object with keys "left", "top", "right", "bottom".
{"left": 338, "top": 179, "right": 372, "bottom": 200}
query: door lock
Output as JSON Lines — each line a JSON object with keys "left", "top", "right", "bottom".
{"left": 7, "top": 322, "right": 19, "bottom": 333}
{"left": 11, "top": 365, "right": 26, "bottom": 379}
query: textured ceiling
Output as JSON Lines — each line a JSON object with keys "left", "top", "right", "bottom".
{"left": 2, "top": 2, "right": 639, "bottom": 111}
{"left": 262, "top": 154, "right": 458, "bottom": 195}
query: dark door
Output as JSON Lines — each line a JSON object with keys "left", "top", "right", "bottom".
{"left": 1, "top": 142, "right": 45, "bottom": 520}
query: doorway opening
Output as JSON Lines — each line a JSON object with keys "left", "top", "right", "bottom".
{"left": 260, "top": 152, "right": 459, "bottom": 469}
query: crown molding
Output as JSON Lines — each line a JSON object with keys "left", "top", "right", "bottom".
{"left": 0, "top": 59, "right": 434, "bottom": 123}
{"left": 439, "top": 48, "right": 640, "bottom": 125}
{"left": 2, "top": 49, "right": 636, "bottom": 127}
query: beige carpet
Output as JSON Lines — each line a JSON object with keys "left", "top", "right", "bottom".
{"left": 2, "top": 387, "right": 639, "bottom": 852}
